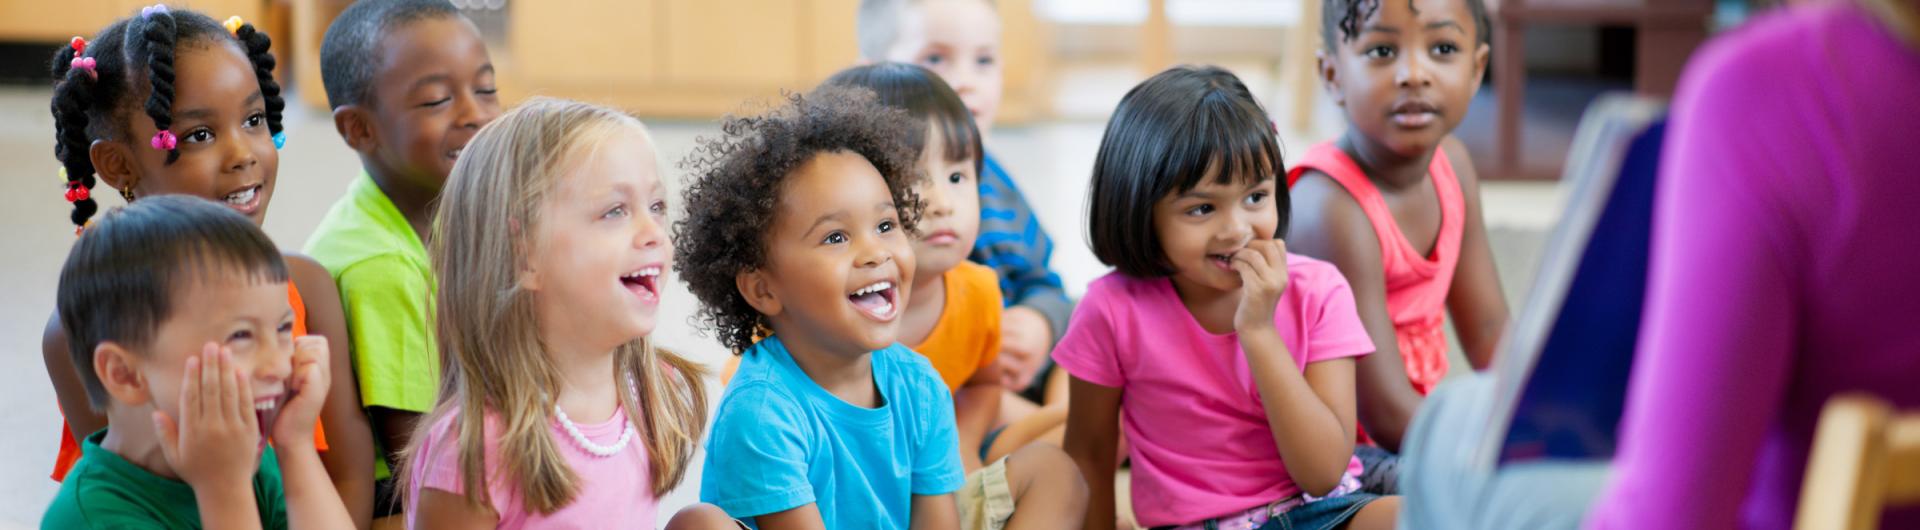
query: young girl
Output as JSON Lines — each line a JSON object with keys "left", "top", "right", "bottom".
{"left": 399, "top": 98, "right": 734, "bottom": 529}
{"left": 1058, "top": 66, "right": 1399, "bottom": 530}
{"left": 1286, "top": 0, "right": 1507, "bottom": 463}
{"left": 41, "top": 6, "right": 376, "bottom": 526}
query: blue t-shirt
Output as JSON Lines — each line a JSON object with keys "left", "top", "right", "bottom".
{"left": 701, "top": 336, "right": 965, "bottom": 529}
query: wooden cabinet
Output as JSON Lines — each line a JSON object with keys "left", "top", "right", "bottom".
{"left": 0, "top": 0, "right": 265, "bottom": 44}
{"left": 282, "top": 0, "right": 1045, "bottom": 121}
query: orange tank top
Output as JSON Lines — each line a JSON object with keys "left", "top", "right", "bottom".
{"left": 1288, "top": 142, "right": 1464, "bottom": 395}
{"left": 52, "top": 282, "right": 330, "bottom": 481}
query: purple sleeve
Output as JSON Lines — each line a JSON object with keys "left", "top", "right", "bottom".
{"left": 1050, "top": 281, "right": 1125, "bottom": 388}
{"left": 1585, "top": 25, "right": 1806, "bottom": 530}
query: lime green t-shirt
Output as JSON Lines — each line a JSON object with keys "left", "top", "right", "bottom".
{"left": 42, "top": 430, "right": 287, "bottom": 529}
{"left": 304, "top": 173, "right": 438, "bottom": 478}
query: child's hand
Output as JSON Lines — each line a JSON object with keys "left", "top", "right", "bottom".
{"left": 998, "top": 307, "right": 1052, "bottom": 390}
{"left": 1231, "top": 239, "right": 1290, "bottom": 333}
{"left": 272, "top": 336, "right": 331, "bottom": 449}
{"left": 154, "top": 344, "right": 261, "bottom": 492}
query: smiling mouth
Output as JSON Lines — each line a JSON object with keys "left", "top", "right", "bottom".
{"left": 620, "top": 266, "right": 662, "bottom": 302}
{"left": 1208, "top": 253, "right": 1236, "bottom": 272}
{"left": 254, "top": 393, "right": 284, "bottom": 448}
{"left": 445, "top": 147, "right": 463, "bottom": 161}
{"left": 222, "top": 184, "right": 262, "bottom": 212}
{"left": 848, "top": 280, "right": 899, "bottom": 321}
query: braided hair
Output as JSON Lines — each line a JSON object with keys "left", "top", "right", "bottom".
{"left": 1322, "top": 0, "right": 1490, "bottom": 50}
{"left": 49, "top": 7, "right": 286, "bottom": 230}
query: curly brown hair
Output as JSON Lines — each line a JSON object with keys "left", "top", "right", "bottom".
{"left": 674, "top": 86, "right": 924, "bottom": 353}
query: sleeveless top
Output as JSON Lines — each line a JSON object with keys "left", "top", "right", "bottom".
{"left": 1287, "top": 141, "right": 1464, "bottom": 395}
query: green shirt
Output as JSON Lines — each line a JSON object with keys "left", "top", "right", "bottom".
{"left": 42, "top": 430, "right": 287, "bottom": 529}
{"left": 304, "top": 173, "right": 437, "bottom": 478}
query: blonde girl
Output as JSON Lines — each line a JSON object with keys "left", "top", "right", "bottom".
{"left": 400, "top": 98, "right": 735, "bottom": 529}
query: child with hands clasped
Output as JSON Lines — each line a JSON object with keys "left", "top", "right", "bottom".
{"left": 42, "top": 196, "right": 354, "bottom": 529}
{"left": 398, "top": 99, "right": 733, "bottom": 529}
{"left": 1057, "top": 66, "right": 1399, "bottom": 530}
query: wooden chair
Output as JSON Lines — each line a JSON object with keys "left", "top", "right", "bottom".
{"left": 1795, "top": 393, "right": 1920, "bottom": 530}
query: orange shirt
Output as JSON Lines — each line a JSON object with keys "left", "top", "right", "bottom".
{"left": 909, "top": 262, "right": 1003, "bottom": 392}
{"left": 52, "top": 282, "right": 330, "bottom": 481}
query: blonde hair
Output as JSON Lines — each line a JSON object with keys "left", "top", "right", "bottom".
{"left": 401, "top": 97, "right": 709, "bottom": 514}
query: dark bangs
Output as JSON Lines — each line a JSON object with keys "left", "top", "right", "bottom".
{"left": 822, "top": 62, "right": 984, "bottom": 175}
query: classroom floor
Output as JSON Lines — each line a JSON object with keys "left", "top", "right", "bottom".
{"left": 0, "top": 58, "right": 1567, "bottom": 527}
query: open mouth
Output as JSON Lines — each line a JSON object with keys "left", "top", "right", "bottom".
{"left": 222, "top": 184, "right": 262, "bottom": 214}
{"left": 254, "top": 393, "right": 285, "bottom": 448}
{"left": 445, "top": 147, "right": 463, "bottom": 162}
{"left": 847, "top": 280, "right": 899, "bottom": 321}
{"left": 619, "top": 266, "right": 662, "bottom": 303}
{"left": 1208, "top": 253, "right": 1239, "bottom": 272}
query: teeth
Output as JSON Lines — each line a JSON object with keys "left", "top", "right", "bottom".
{"left": 254, "top": 400, "right": 276, "bottom": 411}
{"left": 621, "top": 266, "right": 661, "bottom": 280}
{"left": 853, "top": 281, "right": 893, "bottom": 296}
{"left": 225, "top": 186, "right": 256, "bottom": 205}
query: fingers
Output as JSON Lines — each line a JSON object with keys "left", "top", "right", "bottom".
{"left": 1231, "top": 248, "right": 1271, "bottom": 285}
{"left": 231, "top": 350, "right": 257, "bottom": 437}
{"left": 153, "top": 410, "right": 179, "bottom": 458}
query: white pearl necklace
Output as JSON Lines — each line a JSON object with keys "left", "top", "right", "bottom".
{"left": 553, "top": 405, "right": 635, "bottom": 458}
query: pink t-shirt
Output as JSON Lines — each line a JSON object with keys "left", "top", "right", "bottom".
{"left": 408, "top": 405, "right": 654, "bottom": 529}
{"left": 1051, "top": 254, "right": 1375, "bottom": 527}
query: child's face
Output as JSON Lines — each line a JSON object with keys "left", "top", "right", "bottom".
{"left": 129, "top": 274, "right": 295, "bottom": 449}
{"left": 1151, "top": 173, "right": 1280, "bottom": 293}
{"left": 1323, "top": 0, "right": 1488, "bottom": 157}
{"left": 884, "top": 0, "right": 1004, "bottom": 135}
{"left": 755, "top": 151, "right": 916, "bottom": 354}
{"left": 909, "top": 126, "right": 982, "bottom": 285}
{"left": 362, "top": 16, "right": 500, "bottom": 188}
{"left": 115, "top": 41, "right": 280, "bottom": 226}
{"left": 525, "top": 130, "right": 671, "bottom": 351}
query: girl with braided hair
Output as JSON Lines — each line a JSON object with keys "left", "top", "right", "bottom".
{"left": 42, "top": 5, "right": 376, "bottom": 527}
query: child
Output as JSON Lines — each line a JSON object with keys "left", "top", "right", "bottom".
{"left": 681, "top": 86, "right": 1051, "bottom": 529}
{"left": 856, "top": 0, "right": 1072, "bottom": 410}
{"left": 40, "top": 6, "right": 375, "bottom": 526}
{"left": 820, "top": 62, "right": 1089, "bottom": 528}
{"left": 1285, "top": 0, "right": 1507, "bottom": 472}
{"left": 307, "top": 0, "right": 502, "bottom": 518}
{"left": 43, "top": 196, "right": 355, "bottom": 529}
{"left": 1058, "top": 66, "right": 1398, "bottom": 530}
{"left": 398, "top": 98, "right": 732, "bottom": 529}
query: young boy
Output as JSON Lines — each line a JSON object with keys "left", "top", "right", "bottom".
{"left": 1286, "top": 0, "right": 1506, "bottom": 493}
{"left": 679, "top": 86, "right": 1085, "bottom": 529}
{"left": 856, "top": 0, "right": 1072, "bottom": 409}
{"left": 43, "top": 196, "right": 353, "bottom": 529}
{"left": 307, "top": 0, "right": 502, "bottom": 517}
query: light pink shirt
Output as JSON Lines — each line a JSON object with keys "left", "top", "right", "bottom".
{"left": 1051, "top": 254, "right": 1375, "bottom": 527}
{"left": 409, "top": 405, "right": 654, "bottom": 529}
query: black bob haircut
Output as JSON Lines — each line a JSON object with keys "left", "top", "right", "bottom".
{"left": 1086, "top": 65, "right": 1288, "bottom": 278}
{"left": 821, "top": 62, "right": 984, "bottom": 176}
{"left": 674, "top": 86, "right": 924, "bottom": 353}
{"left": 319, "top": 0, "right": 462, "bottom": 110}
{"left": 58, "top": 196, "right": 289, "bottom": 411}
{"left": 51, "top": 6, "right": 285, "bottom": 229}
{"left": 1323, "top": 0, "right": 1491, "bottom": 50}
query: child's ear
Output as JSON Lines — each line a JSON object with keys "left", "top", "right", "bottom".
{"left": 332, "top": 105, "right": 377, "bottom": 153}
{"left": 1316, "top": 50, "right": 1345, "bottom": 108}
{"left": 1472, "top": 42, "right": 1492, "bottom": 91}
{"left": 89, "top": 139, "right": 137, "bottom": 195}
{"left": 93, "top": 342, "right": 151, "bottom": 407}
{"left": 736, "top": 269, "right": 783, "bottom": 318}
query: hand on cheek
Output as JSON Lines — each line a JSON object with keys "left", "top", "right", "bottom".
{"left": 153, "top": 343, "right": 260, "bottom": 491}
{"left": 271, "top": 336, "right": 331, "bottom": 449}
